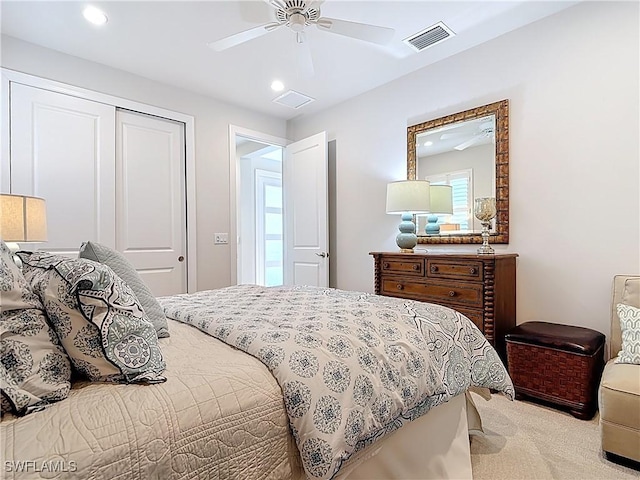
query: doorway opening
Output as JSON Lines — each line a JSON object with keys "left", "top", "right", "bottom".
{"left": 235, "top": 135, "right": 284, "bottom": 286}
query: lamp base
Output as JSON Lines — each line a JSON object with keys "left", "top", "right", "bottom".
{"left": 425, "top": 214, "right": 440, "bottom": 235}
{"left": 5, "top": 242, "right": 23, "bottom": 268}
{"left": 396, "top": 213, "right": 417, "bottom": 252}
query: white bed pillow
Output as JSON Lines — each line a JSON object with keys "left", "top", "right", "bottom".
{"left": 0, "top": 241, "right": 71, "bottom": 415}
{"left": 79, "top": 241, "right": 169, "bottom": 338}
{"left": 17, "top": 250, "right": 166, "bottom": 384}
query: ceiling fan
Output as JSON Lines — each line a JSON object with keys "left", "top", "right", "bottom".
{"left": 207, "top": 0, "right": 395, "bottom": 74}
{"left": 440, "top": 120, "right": 495, "bottom": 151}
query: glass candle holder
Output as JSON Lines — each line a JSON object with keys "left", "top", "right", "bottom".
{"left": 474, "top": 197, "right": 497, "bottom": 254}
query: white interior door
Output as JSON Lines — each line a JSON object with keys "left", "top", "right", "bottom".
{"left": 9, "top": 83, "right": 116, "bottom": 256}
{"left": 116, "top": 110, "right": 186, "bottom": 296}
{"left": 283, "top": 132, "right": 329, "bottom": 287}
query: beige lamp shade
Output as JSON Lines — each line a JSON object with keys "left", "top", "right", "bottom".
{"left": 429, "top": 185, "right": 453, "bottom": 214}
{"left": 0, "top": 194, "right": 48, "bottom": 242}
{"left": 386, "top": 180, "right": 430, "bottom": 214}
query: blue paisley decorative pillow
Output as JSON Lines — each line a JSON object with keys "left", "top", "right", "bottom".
{"left": 79, "top": 241, "right": 170, "bottom": 338}
{"left": 0, "top": 242, "right": 71, "bottom": 415}
{"left": 16, "top": 251, "right": 166, "bottom": 384}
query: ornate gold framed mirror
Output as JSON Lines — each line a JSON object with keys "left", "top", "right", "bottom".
{"left": 407, "top": 99, "right": 509, "bottom": 244}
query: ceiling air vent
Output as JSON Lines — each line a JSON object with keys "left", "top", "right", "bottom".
{"left": 273, "top": 90, "right": 315, "bottom": 109}
{"left": 403, "top": 22, "right": 455, "bottom": 52}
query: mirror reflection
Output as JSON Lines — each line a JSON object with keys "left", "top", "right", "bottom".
{"left": 416, "top": 115, "right": 496, "bottom": 235}
{"left": 407, "top": 100, "right": 509, "bottom": 245}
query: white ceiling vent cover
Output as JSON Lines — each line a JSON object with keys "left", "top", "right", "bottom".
{"left": 403, "top": 22, "right": 455, "bottom": 52}
{"left": 273, "top": 90, "right": 315, "bottom": 109}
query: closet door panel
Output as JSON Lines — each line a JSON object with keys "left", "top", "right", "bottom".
{"left": 10, "top": 83, "right": 116, "bottom": 256}
{"left": 116, "top": 110, "right": 186, "bottom": 296}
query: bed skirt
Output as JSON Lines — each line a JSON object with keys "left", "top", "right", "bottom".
{"left": 333, "top": 392, "right": 473, "bottom": 480}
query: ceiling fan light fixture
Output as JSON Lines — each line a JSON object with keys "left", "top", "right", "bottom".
{"left": 289, "top": 13, "right": 306, "bottom": 33}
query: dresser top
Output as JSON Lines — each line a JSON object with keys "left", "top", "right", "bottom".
{"left": 369, "top": 251, "right": 519, "bottom": 260}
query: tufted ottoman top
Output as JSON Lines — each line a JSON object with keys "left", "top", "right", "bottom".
{"left": 505, "top": 321, "right": 605, "bottom": 356}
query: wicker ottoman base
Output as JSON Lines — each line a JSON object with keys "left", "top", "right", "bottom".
{"left": 505, "top": 322, "right": 605, "bottom": 420}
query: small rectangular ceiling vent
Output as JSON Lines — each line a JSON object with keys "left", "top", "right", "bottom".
{"left": 403, "top": 22, "right": 455, "bottom": 52}
{"left": 273, "top": 90, "right": 315, "bottom": 109}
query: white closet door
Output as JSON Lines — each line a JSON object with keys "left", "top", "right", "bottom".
{"left": 10, "top": 83, "right": 116, "bottom": 256}
{"left": 116, "top": 110, "right": 186, "bottom": 296}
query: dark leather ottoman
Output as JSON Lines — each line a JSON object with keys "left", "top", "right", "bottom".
{"left": 505, "top": 321, "right": 605, "bottom": 419}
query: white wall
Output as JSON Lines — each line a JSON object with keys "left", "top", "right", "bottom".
{"left": 288, "top": 2, "right": 640, "bottom": 338}
{"left": 1, "top": 35, "right": 287, "bottom": 292}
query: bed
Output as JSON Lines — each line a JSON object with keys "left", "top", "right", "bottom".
{"left": 1, "top": 280, "right": 513, "bottom": 480}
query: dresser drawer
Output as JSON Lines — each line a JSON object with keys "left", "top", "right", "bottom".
{"left": 381, "top": 279, "right": 483, "bottom": 308}
{"left": 426, "top": 259, "right": 484, "bottom": 281}
{"left": 380, "top": 258, "right": 425, "bottom": 277}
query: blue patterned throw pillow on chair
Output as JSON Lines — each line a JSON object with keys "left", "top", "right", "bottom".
{"left": 16, "top": 251, "right": 166, "bottom": 384}
{"left": 616, "top": 303, "right": 640, "bottom": 365}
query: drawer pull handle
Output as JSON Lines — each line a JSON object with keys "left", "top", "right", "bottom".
{"left": 448, "top": 290, "right": 456, "bottom": 297}
{"left": 469, "top": 267, "right": 477, "bottom": 274}
{"left": 397, "top": 284, "right": 404, "bottom": 291}
{"left": 412, "top": 264, "right": 420, "bottom": 271}
{"left": 430, "top": 266, "right": 438, "bottom": 273}
{"left": 383, "top": 262, "right": 390, "bottom": 269}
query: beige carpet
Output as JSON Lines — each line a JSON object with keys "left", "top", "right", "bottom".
{"left": 470, "top": 393, "right": 639, "bottom": 480}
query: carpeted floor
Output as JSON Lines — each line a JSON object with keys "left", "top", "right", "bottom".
{"left": 470, "top": 393, "right": 639, "bottom": 480}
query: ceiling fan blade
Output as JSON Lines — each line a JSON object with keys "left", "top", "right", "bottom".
{"left": 454, "top": 136, "right": 483, "bottom": 151}
{"left": 315, "top": 17, "right": 394, "bottom": 45}
{"left": 440, "top": 132, "right": 467, "bottom": 140}
{"left": 264, "top": 0, "right": 287, "bottom": 10}
{"left": 207, "top": 23, "right": 281, "bottom": 52}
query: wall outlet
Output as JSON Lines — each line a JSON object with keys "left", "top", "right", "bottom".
{"left": 214, "top": 233, "right": 229, "bottom": 245}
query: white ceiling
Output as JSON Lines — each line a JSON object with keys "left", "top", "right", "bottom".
{"left": 0, "top": 1, "right": 578, "bottom": 120}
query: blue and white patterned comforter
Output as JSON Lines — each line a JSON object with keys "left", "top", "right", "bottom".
{"left": 159, "top": 285, "right": 514, "bottom": 480}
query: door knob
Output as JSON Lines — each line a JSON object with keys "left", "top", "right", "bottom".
{"left": 315, "top": 252, "right": 329, "bottom": 258}
{"left": 178, "top": 256, "right": 185, "bottom": 262}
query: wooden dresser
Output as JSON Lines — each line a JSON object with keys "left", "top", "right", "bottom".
{"left": 370, "top": 251, "right": 518, "bottom": 360}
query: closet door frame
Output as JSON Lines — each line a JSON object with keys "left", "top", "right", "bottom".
{"left": 1, "top": 68, "right": 198, "bottom": 293}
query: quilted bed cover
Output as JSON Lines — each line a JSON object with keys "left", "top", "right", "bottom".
{"left": 160, "top": 285, "right": 514, "bottom": 480}
{"left": 1, "top": 318, "right": 304, "bottom": 479}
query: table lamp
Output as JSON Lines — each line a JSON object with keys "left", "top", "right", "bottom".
{"left": 386, "top": 180, "right": 430, "bottom": 252}
{"left": 0, "top": 193, "right": 48, "bottom": 258}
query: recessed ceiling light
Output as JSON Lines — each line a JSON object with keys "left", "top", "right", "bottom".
{"left": 83, "top": 6, "right": 108, "bottom": 25}
{"left": 271, "top": 80, "right": 285, "bottom": 92}
{"left": 423, "top": 141, "right": 433, "bottom": 147}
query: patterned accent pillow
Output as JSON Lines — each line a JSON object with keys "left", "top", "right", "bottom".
{"left": 79, "top": 241, "right": 170, "bottom": 338}
{"left": 0, "top": 241, "right": 71, "bottom": 415}
{"left": 16, "top": 251, "right": 166, "bottom": 384}
{"left": 616, "top": 303, "right": 640, "bottom": 365}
